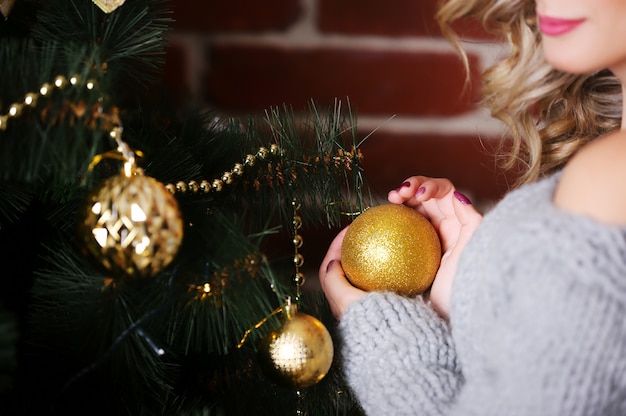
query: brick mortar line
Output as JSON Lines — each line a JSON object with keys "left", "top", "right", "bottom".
{"left": 167, "top": 32, "right": 504, "bottom": 94}
{"left": 356, "top": 109, "right": 507, "bottom": 137}
{"left": 171, "top": 31, "right": 496, "bottom": 52}
{"left": 167, "top": 33, "right": 506, "bottom": 132}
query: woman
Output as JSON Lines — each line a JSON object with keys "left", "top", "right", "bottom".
{"left": 319, "top": 1, "right": 626, "bottom": 414}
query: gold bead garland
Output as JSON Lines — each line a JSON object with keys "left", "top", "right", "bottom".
{"left": 237, "top": 199, "right": 310, "bottom": 348}
{"left": 165, "top": 144, "right": 283, "bottom": 195}
{"left": 291, "top": 199, "right": 306, "bottom": 301}
{"left": 163, "top": 145, "right": 363, "bottom": 200}
{"left": 0, "top": 74, "right": 101, "bottom": 131}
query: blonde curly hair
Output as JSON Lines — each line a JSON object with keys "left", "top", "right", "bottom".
{"left": 436, "top": 0, "right": 622, "bottom": 186}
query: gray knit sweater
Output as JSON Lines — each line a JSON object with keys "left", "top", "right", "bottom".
{"left": 338, "top": 173, "right": 626, "bottom": 415}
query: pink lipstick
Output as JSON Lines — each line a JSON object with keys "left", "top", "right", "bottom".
{"left": 537, "top": 15, "right": 586, "bottom": 36}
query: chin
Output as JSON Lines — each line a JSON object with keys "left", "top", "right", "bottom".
{"left": 542, "top": 44, "right": 602, "bottom": 75}
{"left": 545, "top": 57, "right": 597, "bottom": 75}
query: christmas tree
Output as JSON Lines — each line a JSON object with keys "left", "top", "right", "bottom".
{"left": 0, "top": 1, "right": 373, "bottom": 414}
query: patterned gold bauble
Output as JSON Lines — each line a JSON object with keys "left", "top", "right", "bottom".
{"left": 341, "top": 204, "right": 441, "bottom": 296}
{"left": 258, "top": 303, "right": 333, "bottom": 389}
{"left": 79, "top": 170, "right": 184, "bottom": 279}
{"left": 92, "top": 0, "right": 126, "bottom": 13}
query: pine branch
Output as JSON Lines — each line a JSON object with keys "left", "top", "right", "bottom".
{"left": 0, "top": 0, "right": 172, "bottom": 205}
{"left": 2, "top": 2, "right": 373, "bottom": 414}
{"left": 33, "top": 0, "right": 172, "bottom": 87}
{"left": 24, "top": 100, "right": 371, "bottom": 414}
{"left": 155, "top": 101, "right": 373, "bottom": 229}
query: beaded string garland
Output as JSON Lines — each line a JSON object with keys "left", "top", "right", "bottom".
{"left": 238, "top": 200, "right": 334, "bottom": 391}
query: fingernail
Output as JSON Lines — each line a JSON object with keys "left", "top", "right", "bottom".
{"left": 326, "top": 260, "right": 335, "bottom": 272}
{"left": 394, "top": 181, "right": 411, "bottom": 192}
{"left": 415, "top": 186, "right": 425, "bottom": 197}
{"left": 454, "top": 191, "right": 471, "bottom": 205}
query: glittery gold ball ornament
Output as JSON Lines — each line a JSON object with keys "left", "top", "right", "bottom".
{"left": 341, "top": 204, "right": 441, "bottom": 295}
{"left": 78, "top": 170, "right": 184, "bottom": 279}
{"left": 258, "top": 303, "right": 334, "bottom": 389}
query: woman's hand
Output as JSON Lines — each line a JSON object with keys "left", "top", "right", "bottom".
{"left": 319, "top": 228, "right": 366, "bottom": 319}
{"left": 388, "top": 176, "right": 483, "bottom": 320}
{"left": 319, "top": 176, "right": 482, "bottom": 321}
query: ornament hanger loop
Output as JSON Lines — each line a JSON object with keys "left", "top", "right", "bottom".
{"left": 237, "top": 303, "right": 284, "bottom": 349}
{"left": 283, "top": 296, "right": 297, "bottom": 319}
{"left": 86, "top": 125, "right": 143, "bottom": 177}
{"left": 237, "top": 295, "right": 300, "bottom": 348}
{"left": 109, "top": 126, "right": 137, "bottom": 177}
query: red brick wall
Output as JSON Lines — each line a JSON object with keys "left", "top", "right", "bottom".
{"left": 164, "top": 0, "right": 514, "bottom": 207}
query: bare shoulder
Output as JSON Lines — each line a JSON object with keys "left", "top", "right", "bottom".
{"left": 553, "top": 130, "right": 626, "bottom": 225}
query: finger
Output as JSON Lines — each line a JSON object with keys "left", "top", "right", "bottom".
{"left": 387, "top": 176, "right": 424, "bottom": 205}
{"left": 419, "top": 190, "right": 460, "bottom": 228}
{"left": 413, "top": 178, "right": 455, "bottom": 202}
{"left": 389, "top": 179, "right": 455, "bottom": 229}
{"left": 419, "top": 198, "right": 449, "bottom": 226}
{"left": 451, "top": 193, "right": 483, "bottom": 244}
{"left": 319, "top": 227, "right": 348, "bottom": 277}
{"left": 321, "top": 259, "right": 365, "bottom": 318}
{"left": 320, "top": 259, "right": 347, "bottom": 295}
{"left": 450, "top": 192, "right": 481, "bottom": 224}
{"left": 416, "top": 181, "right": 461, "bottom": 225}
{"left": 388, "top": 177, "right": 455, "bottom": 213}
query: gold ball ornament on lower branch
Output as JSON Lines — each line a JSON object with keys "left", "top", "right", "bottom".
{"left": 258, "top": 303, "right": 334, "bottom": 389}
{"left": 78, "top": 170, "right": 184, "bottom": 279}
{"left": 341, "top": 204, "right": 442, "bottom": 296}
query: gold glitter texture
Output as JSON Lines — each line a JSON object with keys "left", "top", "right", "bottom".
{"left": 341, "top": 204, "right": 441, "bottom": 295}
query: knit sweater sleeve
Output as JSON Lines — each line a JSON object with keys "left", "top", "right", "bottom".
{"left": 338, "top": 292, "right": 462, "bottom": 416}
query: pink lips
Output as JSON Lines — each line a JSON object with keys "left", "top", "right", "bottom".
{"left": 537, "top": 15, "right": 586, "bottom": 36}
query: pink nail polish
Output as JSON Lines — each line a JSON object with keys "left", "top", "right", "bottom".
{"left": 394, "top": 181, "right": 411, "bottom": 192}
{"left": 454, "top": 191, "right": 471, "bottom": 205}
{"left": 415, "top": 187, "right": 425, "bottom": 197}
{"left": 326, "top": 260, "right": 335, "bottom": 272}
